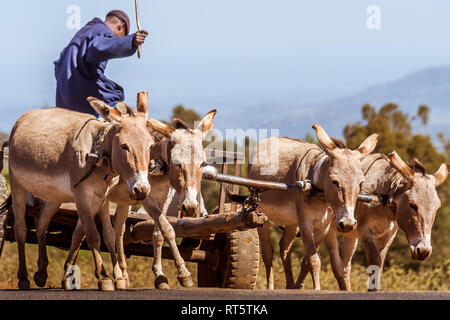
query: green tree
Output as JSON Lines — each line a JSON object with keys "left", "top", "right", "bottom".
{"left": 170, "top": 105, "right": 202, "bottom": 129}
{"left": 0, "top": 130, "right": 8, "bottom": 144}
{"left": 417, "top": 105, "right": 430, "bottom": 125}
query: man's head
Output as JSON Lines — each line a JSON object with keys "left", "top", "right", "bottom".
{"left": 105, "top": 10, "right": 130, "bottom": 37}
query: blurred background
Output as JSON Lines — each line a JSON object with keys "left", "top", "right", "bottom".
{"left": 1, "top": 0, "right": 450, "bottom": 290}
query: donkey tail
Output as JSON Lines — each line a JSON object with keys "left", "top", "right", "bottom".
{"left": 225, "top": 188, "right": 248, "bottom": 203}
{"left": 0, "top": 141, "right": 8, "bottom": 173}
{"left": 0, "top": 195, "right": 12, "bottom": 215}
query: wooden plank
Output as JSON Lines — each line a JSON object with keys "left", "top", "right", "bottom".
{"left": 128, "top": 207, "right": 267, "bottom": 242}
{"left": 218, "top": 163, "right": 228, "bottom": 215}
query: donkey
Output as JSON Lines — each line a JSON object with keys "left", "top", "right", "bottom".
{"left": 324, "top": 151, "right": 449, "bottom": 291}
{"left": 249, "top": 124, "right": 379, "bottom": 289}
{"left": 8, "top": 93, "right": 152, "bottom": 291}
{"left": 61, "top": 110, "right": 216, "bottom": 290}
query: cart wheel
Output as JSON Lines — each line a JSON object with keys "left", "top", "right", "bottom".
{"left": 197, "top": 228, "right": 260, "bottom": 289}
{"left": 0, "top": 174, "right": 8, "bottom": 258}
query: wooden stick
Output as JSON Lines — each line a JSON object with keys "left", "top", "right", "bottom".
{"left": 135, "top": 0, "right": 142, "bottom": 59}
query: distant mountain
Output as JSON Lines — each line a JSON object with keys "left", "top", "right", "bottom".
{"left": 215, "top": 66, "right": 450, "bottom": 140}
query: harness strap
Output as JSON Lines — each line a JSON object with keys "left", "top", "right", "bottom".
{"left": 73, "top": 124, "right": 113, "bottom": 189}
{"left": 313, "top": 154, "right": 329, "bottom": 187}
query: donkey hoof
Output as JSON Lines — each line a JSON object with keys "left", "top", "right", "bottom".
{"left": 115, "top": 278, "right": 127, "bottom": 290}
{"left": 18, "top": 279, "right": 31, "bottom": 291}
{"left": 177, "top": 274, "right": 193, "bottom": 288}
{"left": 98, "top": 279, "right": 115, "bottom": 291}
{"left": 61, "top": 277, "right": 76, "bottom": 291}
{"left": 155, "top": 275, "right": 170, "bottom": 290}
{"left": 34, "top": 271, "right": 48, "bottom": 288}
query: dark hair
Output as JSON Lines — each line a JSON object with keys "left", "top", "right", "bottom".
{"left": 106, "top": 10, "right": 130, "bottom": 35}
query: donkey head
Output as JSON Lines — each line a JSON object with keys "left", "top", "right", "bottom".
{"left": 88, "top": 91, "right": 153, "bottom": 201}
{"left": 389, "top": 151, "right": 449, "bottom": 261}
{"left": 313, "top": 124, "right": 380, "bottom": 233}
{"left": 147, "top": 110, "right": 217, "bottom": 217}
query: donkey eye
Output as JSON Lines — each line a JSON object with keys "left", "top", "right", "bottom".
{"left": 120, "top": 144, "right": 130, "bottom": 152}
{"left": 410, "top": 203, "right": 419, "bottom": 212}
{"left": 332, "top": 180, "right": 340, "bottom": 188}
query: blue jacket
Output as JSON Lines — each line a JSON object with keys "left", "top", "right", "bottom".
{"left": 54, "top": 18, "right": 137, "bottom": 115}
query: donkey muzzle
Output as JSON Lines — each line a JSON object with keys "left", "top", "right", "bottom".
{"left": 336, "top": 207, "right": 357, "bottom": 233}
{"left": 129, "top": 171, "right": 151, "bottom": 200}
{"left": 411, "top": 242, "right": 432, "bottom": 261}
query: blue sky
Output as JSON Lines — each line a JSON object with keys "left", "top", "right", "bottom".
{"left": 1, "top": 0, "right": 450, "bottom": 132}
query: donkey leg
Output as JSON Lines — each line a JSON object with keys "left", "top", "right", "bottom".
{"left": 34, "top": 201, "right": 61, "bottom": 287}
{"left": 377, "top": 228, "right": 398, "bottom": 274}
{"left": 152, "top": 225, "right": 169, "bottom": 289}
{"left": 295, "top": 217, "right": 321, "bottom": 290}
{"left": 340, "top": 235, "right": 358, "bottom": 291}
{"left": 76, "top": 200, "right": 113, "bottom": 291}
{"left": 324, "top": 227, "right": 348, "bottom": 291}
{"left": 113, "top": 205, "right": 131, "bottom": 288}
{"left": 279, "top": 225, "right": 298, "bottom": 289}
{"left": 62, "top": 219, "right": 85, "bottom": 290}
{"left": 362, "top": 236, "right": 382, "bottom": 292}
{"left": 11, "top": 176, "right": 30, "bottom": 290}
{"left": 258, "top": 220, "right": 274, "bottom": 289}
{"left": 98, "top": 202, "right": 125, "bottom": 290}
{"left": 295, "top": 255, "right": 310, "bottom": 289}
{"left": 143, "top": 196, "right": 193, "bottom": 288}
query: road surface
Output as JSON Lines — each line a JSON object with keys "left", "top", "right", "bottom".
{"left": 0, "top": 288, "right": 449, "bottom": 300}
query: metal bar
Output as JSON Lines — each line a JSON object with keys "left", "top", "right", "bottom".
{"left": 203, "top": 171, "right": 382, "bottom": 204}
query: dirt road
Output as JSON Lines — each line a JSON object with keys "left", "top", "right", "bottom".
{"left": 1, "top": 288, "right": 449, "bottom": 300}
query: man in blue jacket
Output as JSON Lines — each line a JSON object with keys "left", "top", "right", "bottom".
{"left": 54, "top": 10, "right": 148, "bottom": 116}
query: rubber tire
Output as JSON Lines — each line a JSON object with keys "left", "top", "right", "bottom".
{"left": 197, "top": 228, "right": 260, "bottom": 289}
{"left": 0, "top": 174, "right": 8, "bottom": 258}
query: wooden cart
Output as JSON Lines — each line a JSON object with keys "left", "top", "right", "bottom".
{"left": 0, "top": 149, "right": 267, "bottom": 289}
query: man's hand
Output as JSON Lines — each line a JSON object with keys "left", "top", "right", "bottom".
{"left": 133, "top": 30, "right": 149, "bottom": 47}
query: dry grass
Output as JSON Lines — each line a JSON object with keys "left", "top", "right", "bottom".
{"left": 2, "top": 240, "right": 450, "bottom": 291}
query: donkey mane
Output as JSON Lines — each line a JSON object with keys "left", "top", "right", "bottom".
{"left": 410, "top": 158, "right": 426, "bottom": 175}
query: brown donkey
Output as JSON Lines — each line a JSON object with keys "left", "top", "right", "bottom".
{"left": 8, "top": 93, "right": 152, "bottom": 290}
{"left": 249, "top": 124, "right": 379, "bottom": 289}
{"left": 62, "top": 110, "right": 216, "bottom": 289}
{"left": 325, "top": 152, "right": 449, "bottom": 291}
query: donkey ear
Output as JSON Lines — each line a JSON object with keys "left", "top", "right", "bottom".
{"left": 388, "top": 151, "right": 415, "bottom": 180}
{"left": 87, "top": 97, "right": 123, "bottom": 122}
{"left": 357, "top": 133, "right": 380, "bottom": 159}
{"left": 147, "top": 118, "right": 175, "bottom": 138}
{"left": 433, "top": 163, "right": 449, "bottom": 186}
{"left": 136, "top": 91, "right": 149, "bottom": 118}
{"left": 312, "top": 124, "right": 337, "bottom": 154}
{"left": 197, "top": 109, "right": 217, "bottom": 136}
{"left": 172, "top": 118, "right": 190, "bottom": 130}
